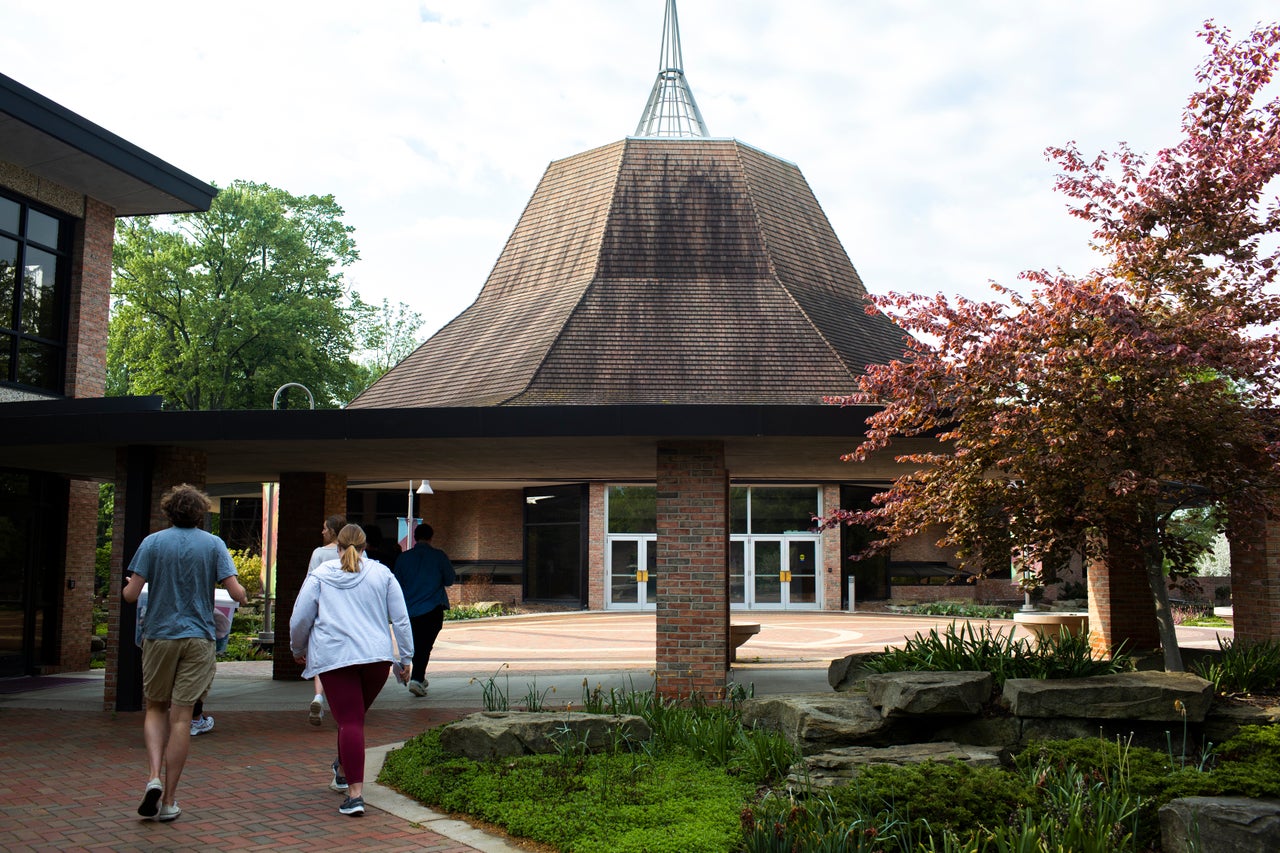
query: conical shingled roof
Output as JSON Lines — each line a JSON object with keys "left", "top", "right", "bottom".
{"left": 348, "top": 137, "right": 908, "bottom": 409}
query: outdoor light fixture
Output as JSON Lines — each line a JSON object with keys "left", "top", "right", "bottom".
{"left": 417, "top": 480, "right": 433, "bottom": 495}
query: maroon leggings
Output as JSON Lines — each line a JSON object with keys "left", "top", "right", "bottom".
{"left": 318, "top": 661, "right": 390, "bottom": 785}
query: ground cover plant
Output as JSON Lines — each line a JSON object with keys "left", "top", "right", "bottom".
{"left": 379, "top": 681, "right": 795, "bottom": 852}
{"left": 380, "top": 661, "right": 1279, "bottom": 853}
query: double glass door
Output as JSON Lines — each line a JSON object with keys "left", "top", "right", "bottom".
{"left": 606, "top": 536, "right": 657, "bottom": 609}
{"left": 730, "top": 538, "right": 819, "bottom": 609}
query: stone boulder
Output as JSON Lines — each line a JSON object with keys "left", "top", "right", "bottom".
{"left": 865, "top": 671, "right": 993, "bottom": 717}
{"left": 827, "top": 652, "right": 880, "bottom": 692}
{"left": 742, "top": 693, "right": 892, "bottom": 755}
{"left": 439, "top": 711, "right": 651, "bottom": 760}
{"left": 788, "top": 741, "right": 1005, "bottom": 790}
{"left": 1159, "top": 797, "right": 1280, "bottom": 853}
{"left": 1003, "top": 671, "right": 1214, "bottom": 721}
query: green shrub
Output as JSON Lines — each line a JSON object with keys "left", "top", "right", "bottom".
{"left": 904, "top": 602, "right": 1014, "bottom": 619}
{"left": 864, "top": 622, "right": 1129, "bottom": 686}
{"left": 446, "top": 602, "right": 509, "bottom": 620}
{"left": 827, "top": 760, "right": 1032, "bottom": 836}
{"left": 228, "top": 550, "right": 263, "bottom": 599}
{"left": 1193, "top": 636, "right": 1280, "bottom": 695}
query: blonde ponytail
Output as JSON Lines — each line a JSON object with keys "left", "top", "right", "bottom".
{"left": 336, "top": 523, "right": 367, "bottom": 573}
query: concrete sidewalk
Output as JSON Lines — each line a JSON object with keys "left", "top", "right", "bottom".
{"left": 0, "top": 611, "right": 1233, "bottom": 852}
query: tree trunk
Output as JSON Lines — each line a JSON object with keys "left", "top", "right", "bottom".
{"left": 1142, "top": 517, "right": 1184, "bottom": 672}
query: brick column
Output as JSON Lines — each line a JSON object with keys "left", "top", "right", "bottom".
{"left": 1228, "top": 514, "right": 1280, "bottom": 642}
{"left": 105, "top": 446, "right": 208, "bottom": 710}
{"left": 1086, "top": 523, "right": 1160, "bottom": 660}
{"left": 588, "top": 483, "right": 607, "bottom": 610}
{"left": 821, "top": 483, "right": 842, "bottom": 610}
{"left": 655, "top": 441, "right": 729, "bottom": 700}
{"left": 273, "top": 472, "right": 348, "bottom": 680}
{"left": 65, "top": 198, "right": 114, "bottom": 398}
{"left": 52, "top": 478, "right": 99, "bottom": 674}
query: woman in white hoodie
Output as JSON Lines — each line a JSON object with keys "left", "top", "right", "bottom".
{"left": 290, "top": 524, "right": 413, "bottom": 817}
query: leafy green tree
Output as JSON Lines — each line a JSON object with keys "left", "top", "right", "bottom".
{"left": 828, "top": 22, "right": 1280, "bottom": 671}
{"left": 354, "top": 297, "right": 425, "bottom": 385}
{"left": 109, "top": 180, "right": 367, "bottom": 409}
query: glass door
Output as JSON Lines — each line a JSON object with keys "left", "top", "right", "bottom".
{"left": 751, "top": 539, "right": 784, "bottom": 607}
{"left": 731, "top": 537, "right": 821, "bottom": 610}
{"left": 787, "top": 540, "right": 818, "bottom": 606}
{"left": 606, "top": 536, "right": 656, "bottom": 609}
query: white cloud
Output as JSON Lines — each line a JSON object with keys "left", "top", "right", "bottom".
{"left": 2, "top": 0, "right": 1274, "bottom": 336}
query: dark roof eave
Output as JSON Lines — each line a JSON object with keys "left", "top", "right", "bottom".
{"left": 0, "top": 400, "right": 882, "bottom": 445}
{"left": 0, "top": 72, "right": 216, "bottom": 215}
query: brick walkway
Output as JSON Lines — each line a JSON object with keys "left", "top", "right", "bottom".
{"left": 1, "top": 707, "right": 478, "bottom": 852}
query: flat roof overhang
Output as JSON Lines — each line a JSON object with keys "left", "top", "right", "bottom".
{"left": 0, "top": 72, "right": 216, "bottom": 216}
{"left": 0, "top": 396, "right": 920, "bottom": 487}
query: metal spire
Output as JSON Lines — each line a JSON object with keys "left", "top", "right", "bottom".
{"left": 634, "top": 0, "right": 710, "bottom": 138}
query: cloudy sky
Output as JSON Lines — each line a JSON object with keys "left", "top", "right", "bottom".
{"left": 2, "top": 1, "right": 1276, "bottom": 339}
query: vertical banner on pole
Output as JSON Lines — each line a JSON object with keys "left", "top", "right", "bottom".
{"left": 397, "top": 516, "right": 420, "bottom": 552}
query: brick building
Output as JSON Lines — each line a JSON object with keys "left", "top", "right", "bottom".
{"left": 2, "top": 2, "right": 1276, "bottom": 706}
{"left": 0, "top": 71, "right": 216, "bottom": 679}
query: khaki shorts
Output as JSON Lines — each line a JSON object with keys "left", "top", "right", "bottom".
{"left": 141, "top": 637, "right": 217, "bottom": 706}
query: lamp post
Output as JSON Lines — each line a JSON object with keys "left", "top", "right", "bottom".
{"left": 402, "top": 480, "right": 433, "bottom": 550}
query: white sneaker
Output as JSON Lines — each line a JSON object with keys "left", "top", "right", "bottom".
{"left": 309, "top": 698, "right": 324, "bottom": 726}
{"left": 190, "top": 714, "right": 215, "bottom": 736}
{"left": 408, "top": 679, "right": 427, "bottom": 697}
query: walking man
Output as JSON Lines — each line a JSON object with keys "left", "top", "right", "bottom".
{"left": 392, "top": 523, "right": 456, "bottom": 696}
{"left": 122, "top": 484, "right": 249, "bottom": 822}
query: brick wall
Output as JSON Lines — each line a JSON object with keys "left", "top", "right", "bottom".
{"left": 1228, "top": 515, "right": 1280, "bottom": 642}
{"left": 655, "top": 441, "right": 729, "bottom": 700}
{"left": 418, "top": 490, "right": 523, "bottom": 561}
{"left": 275, "top": 472, "right": 348, "bottom": 680}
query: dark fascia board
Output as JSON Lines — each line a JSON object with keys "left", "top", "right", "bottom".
{"left": 0, "top": 72, "right": 216, "bottom": 214}
{"left": 0, "top": 400, "right": 881, "bottom": 444}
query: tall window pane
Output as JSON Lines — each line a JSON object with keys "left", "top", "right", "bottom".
{"left": 21, "top": 247, "right": 60, "bottom": 338}
{"left": 0, "top": 198, "right": 17, "bottom": 235}
{"left": 25, "top": 209, "right": 60, "bottom": 249}
{"left": 750, "top": 487, "right": 818, "bottom": 534}
{"left": 0, "top": 237, "right": 16, "bottom": 329}
{"left": 729, "top": 487, "right": 748, "bottom": 534}
{"left": 16, "top": 339, "right": 58, "bottom": 388}
{"left": 607, "top": 486, "right": 656, "bottom": 533}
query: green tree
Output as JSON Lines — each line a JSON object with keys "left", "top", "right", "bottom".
{"left": 109, "top": 180, "right": 367, "bottom": 409}
{"left": 354, "top": 297, "right": 424, "bottom": 385}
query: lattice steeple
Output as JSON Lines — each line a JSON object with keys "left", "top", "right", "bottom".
{"left": 634, "top": 0, "right": 709, "bottom": 138}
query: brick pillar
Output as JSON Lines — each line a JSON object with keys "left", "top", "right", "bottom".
{"left": 51, "top": 478, "right": 99, "bottom": 674}
{"left": 655, "top": 441, "right": 729, "bottom": 700}
{"left": 821, "top": 483, "right": 841, "bottom": 610}
{"left": 65, "top": 197, "right": 114, "bottom": 399}
{"left": 105, "top": 446, "right": 208, "bottom": 710}
{"left": 1086, "top": 523, "right": 1160, "bottom": 659}
{"left": 273, "top": 472, "right": 348, "bottom": 680}
{"left": 1228, "top": 514, "right": 1280, "bottom": 642}
{"left": 588, "top": 483, "right": 607, "bottom": 611}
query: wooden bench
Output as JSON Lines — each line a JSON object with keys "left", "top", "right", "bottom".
{"left": 729, "top": 622, "right": 761, "bottom": 662}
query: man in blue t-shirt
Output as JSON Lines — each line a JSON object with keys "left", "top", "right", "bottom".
{"left": 122, "top": 484, "right": 248, "bottom": 823}
{"left": 392, "top": 523, "right": 456, "bottom": 696}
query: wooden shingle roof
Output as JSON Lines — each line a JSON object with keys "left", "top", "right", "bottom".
{"left": 348, "top": 138, "right": 908, "bottom": 409}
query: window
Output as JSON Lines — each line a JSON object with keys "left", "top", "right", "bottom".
{"left": 0, "top": 192, "right": 70, "bottom": 394}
